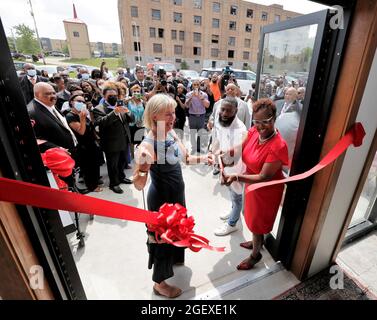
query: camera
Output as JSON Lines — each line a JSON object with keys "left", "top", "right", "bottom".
{"left": 84, "top": 94, "right": 91, "bottom": 102}
{"left": 116, "top": 99, "right": 124, "bottom": 107}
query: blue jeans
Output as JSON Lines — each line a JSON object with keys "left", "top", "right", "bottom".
{"left": 228, "top": 187, "right": 243, "bottom": 226}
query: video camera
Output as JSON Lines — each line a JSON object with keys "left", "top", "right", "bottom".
{"left": 221, "top": 66, "right": 234, "bottom": 89}
{"left": 157, "top": 67, "right": 167, "bottom": 86}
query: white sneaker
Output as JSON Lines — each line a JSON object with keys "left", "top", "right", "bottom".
{"left": 214, "top": 223, "right": 238, "bottom": 236}
{"left": 220, "top": 212, "right": 230, "bottom": 220}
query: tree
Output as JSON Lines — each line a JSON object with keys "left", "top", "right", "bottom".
{"left": 180, "top": 60, "right": 189, "bottom": 70}
{"left": 7, "top": 37, "right": 16, "bottom": 52}
{"left": 62, "top": 44, "right": 69, "bottom": 56}
{"left": 13, "top": 24, "right": 40, "bottom": 54}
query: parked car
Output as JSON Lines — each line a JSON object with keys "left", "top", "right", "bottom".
{"left": 179, "top": 69, "right": 200, "bottom": 81}
{"left": 49, "top": 51, "right": 66, "bottom": 57}
{"left": 67, "top": 64, "right": 97, "bottom": 73}
{"left": 200, "top": 68, "right": 256, "bottom": 97}
{"left": 35, "top": 65, "right": 65, "bottom": 77}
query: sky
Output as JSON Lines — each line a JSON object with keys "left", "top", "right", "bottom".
{"left": 0, "top": 0, "right": 329, "bottom": 43}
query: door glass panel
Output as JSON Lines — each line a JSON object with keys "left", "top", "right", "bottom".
{"left": 350, "top": 150, "right": 377, "bottom": 227}
{"left": 257, "top": 24, "right": 318, "bottom": 238}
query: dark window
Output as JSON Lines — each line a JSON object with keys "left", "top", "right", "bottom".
{"left": 176, "top": 58, "right": 182, "bottom": 63}
{"left": 134, "top": 42, "right": 141, "bottom": 51}
{"left": 152, "top": 9, "right": 161, "bottom": 20}
{"left": 262, "top": 12, "right": 268, "bottom": 21}
{"left": 212, "top": 61, "right": 217, "bottom": 68}
{"left": 158, "top": 28, "right": 164, "bottom": 38}
{"left": 247, "top": 9, "right": 253, "bottom": 18}
{"left": 194, "top": 60, "right": 200, "bottom": 64}
{"left": 174, "top": 12, "right": 182, "bottom": 23}
{"left": 230, "top": 5, "right": 237, "bottom": 15}
{"left": 228, "top": 61, "right": 233, "bottom": 66}
{"left": 245, "top": 24, "right": 252, "bottom": 32}
{"left": 194, "top": 15, "right": 202, "bottom": 25}
{"left": 73, "top": 31, "right": 79, "bottom": 37}
{"left": 131, "top": 6, "right": 138, "bottom": 17}
{"left": 228, "top": 50, "right": 235, "bottom": 58}
{"left": 229, "top": 21, "right": 236, "bottom": 30}
{"left": 212, "top": 34, "right": 219, "bottom": 44}
{"left": 193, "top": 47, "right": 201, "bottom": 55}
{"left": 135, "top": 56, "right": 142, "bottom": 61}
{"left": 153, "top": 43, "right": 162, "bottom": 53}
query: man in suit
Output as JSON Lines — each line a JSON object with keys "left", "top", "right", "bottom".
{"left": 279, "top": 87, "right": 302, "bottom": 115}
{"left": 129, "top": 66, "right": 153, "bottom": 94}
{"left": 93, "top": 87, "right": 134, "bottom": 194}
{"left": 19, "top": 63, "right": 48, "bottom": 105}
{"left": 27, "top": 82, "right": 78, "bottom": 154}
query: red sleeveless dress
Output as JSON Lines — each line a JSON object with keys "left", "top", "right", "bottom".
{"left": 242, "top": 127, "right": 288, "bottom": 234}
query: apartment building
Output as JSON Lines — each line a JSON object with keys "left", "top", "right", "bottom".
{"left": 118, "top": 0, "right": 301, "bottom": 70}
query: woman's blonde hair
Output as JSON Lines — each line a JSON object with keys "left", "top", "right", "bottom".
{"left": 143, "top": 94, "right": 176, "bottom": 130}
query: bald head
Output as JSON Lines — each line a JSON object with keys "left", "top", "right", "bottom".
{"left": 284, "top": 87, "right": 298, "bottom": 103}
{"left": 34, "top": 82, "right": 57, "bottom": 107}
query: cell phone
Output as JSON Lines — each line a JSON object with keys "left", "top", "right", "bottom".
{"left": 116, "top": 99, "right": 124, "bottom": 107}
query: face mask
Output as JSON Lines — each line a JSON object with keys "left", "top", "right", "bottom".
{"left": 27, "top": 69, "right": 37, "bottom": 77}
{"left": 74, "top": 101, "right": 85, "bottom": 112}
{"left": 107, "top": 96, "right": 118, "bottom": 106}
{"left": 200, "top": 86, "right": 206, "bottom": 91}
{"left": 81, "top": 73, "right": 90, "bottom": 81}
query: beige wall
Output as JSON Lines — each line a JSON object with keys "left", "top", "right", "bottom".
{"left": 118, "top": 0, "right": 301, "bottom": 70}
{"left": 64, "top": 22, "right": 91, "bottom": 59}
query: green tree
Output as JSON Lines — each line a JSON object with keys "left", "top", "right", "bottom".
{"left": 7, "top": 37, "right": 16, "bottom": 52}
{"left": 13, "top": 24, "right": 40, "bottom": 54}
{"left": 180, "top": 60, "right": 189, "bottom": 70}
{"left": 62, "top": 44, "right": 69, "bottom": 56}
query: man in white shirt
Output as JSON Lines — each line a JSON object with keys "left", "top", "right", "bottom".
{"left": 210, "top": 97, "right": 247, "bottom": 236}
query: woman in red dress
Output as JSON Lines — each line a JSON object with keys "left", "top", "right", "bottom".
{"left": 220, "top": 98, "right": 288, "bottom": 270}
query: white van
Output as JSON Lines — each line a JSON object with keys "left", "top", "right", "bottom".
{"left": 199, "top": 68, "right": 256, "bottom": 97}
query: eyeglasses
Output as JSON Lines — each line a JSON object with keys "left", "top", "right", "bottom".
{"left": 252, "top": 116, "right": 274, "bottom": 126}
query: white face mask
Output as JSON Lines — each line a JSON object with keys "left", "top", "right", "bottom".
{"left": 74, "top": 101, "right": 86, "bottom": 112}
{"left": 27, "top": 69, "right": 37, "bottom": 77}
{"left": 81, "top": 73, "right": 90, "bottom": 81}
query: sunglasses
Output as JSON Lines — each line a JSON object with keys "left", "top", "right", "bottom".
{"left": 252, "top": 116, "right": 274, "bottom": 126}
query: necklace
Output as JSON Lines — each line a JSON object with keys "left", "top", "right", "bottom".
{"left": 259, "top": 129, "right": 277, "bottom": 144}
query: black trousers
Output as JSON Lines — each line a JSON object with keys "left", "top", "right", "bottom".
{"left": 105, "top": 148, "right": 128, "bottom": 187}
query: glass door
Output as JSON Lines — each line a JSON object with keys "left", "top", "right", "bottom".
{"left": 254, "top": 9, "right": 353, "bottom": 267}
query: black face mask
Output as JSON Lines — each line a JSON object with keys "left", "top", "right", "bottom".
{"left": 107, "top": 96, "right": 118, "bottom": 106}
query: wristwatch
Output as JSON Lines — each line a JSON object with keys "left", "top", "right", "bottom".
{"left": 138, "top": 171, "right": 148, "bottom": 177}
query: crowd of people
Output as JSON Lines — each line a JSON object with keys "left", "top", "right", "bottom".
{"left": 20, "top": 60, "right": 307, "bottom": 298}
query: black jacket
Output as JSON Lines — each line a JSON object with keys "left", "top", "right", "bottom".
{"left": 93, "top": 103, "right": 134, "bottom": 153}
{"left": 19, "top": 75, "right": 48, "bottom": 105}
{"left": 129, "top": 79, "right": 154, "bottom": 94}
{"left": 27, "top": 99, "right": 75, "bottom": 153}
{"left": 56, "top": 90, "right": 71, "bottom": 111}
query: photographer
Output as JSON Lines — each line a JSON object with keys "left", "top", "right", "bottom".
{"left": 129, "top": 66, "right": 153, "bottom": 94}
{"left": 80, "top": 80, "right": 102, "bottom": 107}
{"left": 146, "top": 67, "right": 175, "bottom": 100}
{"left": 219, "top": 66, "right": 238, "bottom": 98}
{"left": 185, "top": 80, "right": 210, "bottom": 154}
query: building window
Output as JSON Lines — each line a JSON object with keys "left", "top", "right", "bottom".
{"left": 228, "top": 61, "right": 233, "bottom": 66}
{"left": 173, "top": 0, "right": 182, "bottom": 5}
{"left": 174, "top": 45, "right": 183, "bottom": 54}
{"left": 245, "top": 24, "right": 252, "bottom": 32}
{"left": 193, "top": 47, "right": 201, "bottom": 55}
{"left": 194, "top": 15, "right": 202, "bottom": 25}
{"left": 174, "top": 12, "right": 182, "bottom": 23}
{"left": 153, "top": 43, "right": 162, "bottom": 53}
{"left": 193, "top": 0, "right": 202, "bottom": 9}
{"left": 262, "top": 12, "right": 268, "bottom": 21}
{"left": 228, "top": 50, "right": 235, "bottom": 58}
{"left": 211, "top": 48, "right": 219, "bottom": 57}
{"left": 135, "top": 56, "right": 142, "bottom": 61}
{"left": 212, "top": 18, "right": 220, "bottom": 28}
{"left": 230, "top": 5, "right": 237, "bottom": 15}
{"left": 229, "top": 21, "right": 236, "bottom": 30}
{"left": 245, "top": 38, "right": 251, "bottom": 48}
{"left": 152, "top": 9, "right": 161, "bottom": 20}
{"left": 228, "top": 37, "right": 236, "bottom": 46}
{"left": 171, "top": 30, "right": 177, "bottom": 40}
{"left": 194, "top": 60, "right": 200, "bottom": 64}
{"left": 73, "top": 31, "right": 79, "bottom": 37}
{"left": 134, "top": 42, "right": 141, "bottom": 51}
{"left": 179, "top": 31, "right": 185, "bottom": 40}
{"left": 213, "top": 2, "right": 220, "bottom": 12}
{"left": 275, "top": 15, "right": 281, "bottom": 23}
{"left": 131, "top": 6, "right": 138, "bottom": 17}
{"left": 176, "top": 58, "right": 182, "bottom": 63}
{"left": 132, "top": 25, "right": 140, "bottom": 37}
{"left": 212, "top": 34, "right": 219, "bottom": 44}
{"left": 193, "top": 32, "right": 201, "bottom": 42}
{"left": 247, "top": 9, "right": 253, "bottom": 18}
{"left": 243, "top": 51, "right": 250, "bottom": 60}
{"left": 158, "top": 28, "right": 164, "bottom": 38}
{"left": 150, "top": 27, "right": 156, "bottom": 38}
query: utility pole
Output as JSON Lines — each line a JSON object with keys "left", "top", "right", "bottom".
{"left": 10, "top": 27, "right": 18, "bottom": 53}
{"left": 28, "top": 0, "right": 46, "bottom": 64}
